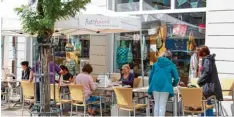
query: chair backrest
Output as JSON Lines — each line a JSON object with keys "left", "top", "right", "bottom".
{"left": 113, "top": 87, "right": 133, "bottom": 107}
{"left": 69, "top": 84, "right": 84, "bottom": 102}
{"left": 133, "top": 78, "right": 141, "bottom": 88}
{"left": 179, "top": 87, "right": 204, "bottom": 109}
{"left": 50, "top": 84, "right": 60, "bottom": 102}
{"left": 219, "top": 78, "right": 234, "bottom": 96}
{"left": 21, "top": 81, "right": 34, "bottom": 98}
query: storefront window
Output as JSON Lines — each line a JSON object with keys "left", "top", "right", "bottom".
{"left": 143, "top": 0, "right": 171, "bottom": 10}
{"left": 175, "top": 0, "right": 206, "bottom": 9}
{"left": 115, "top": 0, "right": 140, "bottom": 12}
{"left": 114, "top": 12, "right": 206, "bottom": 85}
{"left": 33, "top": 35, "right": 90, "bottom": 76}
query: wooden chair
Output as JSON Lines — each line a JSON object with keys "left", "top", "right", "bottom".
{"left": 133, "top": 78, "right": 142, "bottom": 98}
{"left": 179, "top": 87, "right": 216, "bottom": 116}
{"left": 21, "top": 81, "right": 34, "bottom": 115}
{"left": 133, "top": 78, "right": 141, "bottom": 88}
{"left": 69, "top": 84, "right": 102, "bottom": 116}
{"left": 113, "top": 87, "right": 148, "bottom": 116}
{"left": 219, "top": 78, "right": 234, "bottom": 116}
{"left": 50, "top": 84, "right": 71, "bottom": 115}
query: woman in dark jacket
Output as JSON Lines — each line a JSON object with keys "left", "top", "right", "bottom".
{"left": 119, "top": 64, "right": 135, "bottom": 88}
{"left": 197, "top": 45, "right": 223, "bottom": 116}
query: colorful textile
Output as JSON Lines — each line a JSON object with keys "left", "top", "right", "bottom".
{"left": 117, "top": 47, "right": 129, "bottom": 65}
{"left": 65, "top": 59, "right": 76, "bottom": 76}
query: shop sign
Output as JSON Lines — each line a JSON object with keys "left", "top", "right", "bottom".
{"left": 79, "top": 15, "right": 121, "bottom": 29}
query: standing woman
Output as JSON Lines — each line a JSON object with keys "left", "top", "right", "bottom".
{"left": 197, "top": 45, "right": 223, "bottom": 116}
{"left": 119, "top": 64, "right": 135, "bottom": 88}
{"left": 148, "top": 51, "right": 179, "bottom": 116}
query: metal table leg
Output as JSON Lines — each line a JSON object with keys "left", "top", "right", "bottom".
{"left": 173, "top": 94, "right": 178, "bottom": 116}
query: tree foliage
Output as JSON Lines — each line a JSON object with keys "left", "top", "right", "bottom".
{"left": 15, "top": 0, "right": 90, "bottom": 42}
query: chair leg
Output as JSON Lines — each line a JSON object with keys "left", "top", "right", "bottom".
{"left": 21, "top": 99, "right": 25, "bottom": 115}
{"left": 117, "top": 108, "right": 119, "bottom": 116}
{"left": 60, "top": 103, "right": 63, "bottom": 116}
{"left": 84, "top": 106, "right": 86, "bottom": 117}
{"left": 133, "top": 109, "right": 136, "bottom": 117}
{"left": 70, "top": 104, "right": 73, "bottom": 116}
{"left": 100, "top": 99, "right": 102, "bottom": 116}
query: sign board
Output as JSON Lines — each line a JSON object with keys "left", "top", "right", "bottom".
{"left": 79, "top": 15, "right": 122, "bottom": 29}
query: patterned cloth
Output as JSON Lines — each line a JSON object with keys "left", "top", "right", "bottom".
{"left": 65, "top": 59, "right": 76, "bottom": 76}
{"left": 116, "top": 47, "right": 129, "bottom": 66}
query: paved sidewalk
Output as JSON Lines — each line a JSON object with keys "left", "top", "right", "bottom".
{"left": 1, "top": 105, "right": 30, "bottom": 116}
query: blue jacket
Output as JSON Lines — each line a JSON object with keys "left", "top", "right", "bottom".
{"left": 148, "top": 57, "right": 179, "bottom": 96}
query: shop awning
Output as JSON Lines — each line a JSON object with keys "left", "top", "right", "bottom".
{"left": 1, "top": 3, "right": 141, "bottom": 36}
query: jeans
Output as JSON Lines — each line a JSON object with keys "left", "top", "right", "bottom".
{"left": 87, "top": 96, "right": 100, "bottom": 109}
{"left": 153, "top": 91, "right": 169, "bottom": 116}
{"left": 201, "top": 100, "right": 214, "bottom": 116}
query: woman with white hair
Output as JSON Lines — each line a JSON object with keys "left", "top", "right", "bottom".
{"left": 119, "top": 64, "right": 135, "bottom": 88}
{"left": 148, "top": 51, "right": 179, "bottom": 116}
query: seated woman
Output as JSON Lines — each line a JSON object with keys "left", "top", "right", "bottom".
{"left": 119, "top": 64, "right": 135, "bottom": 88}
{"left": 75, "top": 64, "right": 98, "bottom": 116}
{"left": 60, "top": 65, "right": 73, "bottom": 83}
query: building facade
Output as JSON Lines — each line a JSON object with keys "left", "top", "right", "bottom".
{"left": 107, "top": 0, "right": 234, "bottom": 79}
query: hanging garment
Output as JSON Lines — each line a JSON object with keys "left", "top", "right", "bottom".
{"left": 190, "top": 1, "right": 198, "bottom": 8}
{"left": 156, "top": 35, "right": 163, "bottom": 51}
{"left": 143, "top": 36, "right": 148, "bottom": 60}
{"left": 189, "top": 53, "right": 199, "bottom": 83}
{"left": 65, "top": 59, "right": 76, "bottom": 76}
{"left": 65, "top": 43, "right": 74, "bottom": 52}
{"left": 173, "top": 24, "right": 187, "bottom": 37}
{"left": 117, "top": 47, "right": 129, "bottom": 67}
{"left": 133, "top": 34, "right": 140, "bottom": 44}
{"left": 128, "top": 43, "right": 133, "bottom": 63}
{"left": 177, "top": 0, "right": 187, "bottom": 7}
{"left": 187, "top": 32, "right": 197, "bottom": 51}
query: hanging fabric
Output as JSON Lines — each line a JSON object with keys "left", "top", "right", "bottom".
{"left": 143, "top": 36, "right": 148, "bottom": 60}
{"left": 116, "top": 41, "right": 129, "bottom": 67}
{"left": 156, "top": 28, "right": 163, "bottom": 51}
{"left": 154, "top": 5, "right": 159, "bottom": 10}
{"left": 128, "top": 43, "right": 133, "bottom": 63}
{"left": 128, "top": 0, "right": 134, "bottom": 11}
{"left": 173, "top": 24, "right": 187, "bottom": 37}
{"left": 65, "top": 35, "right": 74, "bottom": 52}
{"left": 187, "top": 31, "right": 197, "bottom": 51}
{"left": 190, "top": 1, "right": 198, "bottom": 8}
{"left": 177, "top": 0, "right": 187, "bottom": 7}
{"left": 133, "top": 34, "right": 140, "bottom": 44}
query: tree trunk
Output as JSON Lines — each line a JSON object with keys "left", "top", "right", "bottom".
{"left": 37, "top": 31, "right": 53, "bottom": 113}
{"left": 40, "top": 47, "right": 51, "bottom": 112}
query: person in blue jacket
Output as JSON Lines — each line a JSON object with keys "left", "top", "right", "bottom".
{"left": 148, "top": 51, "right": 179, "bottom": 116}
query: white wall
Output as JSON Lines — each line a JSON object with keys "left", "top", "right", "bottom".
{"left": 206, "top": 0, "right": 234, "bottom": 78}
{"left": 91, "top": 0, "right": 106, "bottom": 7}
